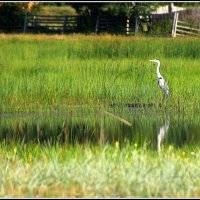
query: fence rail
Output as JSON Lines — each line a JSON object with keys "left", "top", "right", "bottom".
{"left": 172, "top": 12, "right": 200, "bottom": 37}
{"left": 25, "top": 15, "right": 78, "bottom": 33}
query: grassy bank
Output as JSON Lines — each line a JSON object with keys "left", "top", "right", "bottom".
{"left": 0, "top": 143, "right": 199, "bottom": 198}
{"left": 1, "top": 34, "right": 200, "bottom": 113}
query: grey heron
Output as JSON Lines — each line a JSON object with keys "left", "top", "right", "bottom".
{"left": 149, "top": 59, "right": 169, "bottom": 98}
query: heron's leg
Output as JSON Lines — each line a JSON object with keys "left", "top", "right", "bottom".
{"left": 161, "top": 93, "right": 166, "bottom": 106}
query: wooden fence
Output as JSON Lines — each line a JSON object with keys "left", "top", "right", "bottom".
{"left": 25, "top": 15, "right": 78, "bottom": 33}
{"left": 0, "top": 14, "right": 138, "bottom": 35}
{"left": 172, "top": 12, "right": 200, "bottom": 37}
{"left": 95, "top": 14, "right": 137, "bottom": 35}
{"left": 0, "top": 15, "right": 94, "bottom": 34}
{"left": 1, "top": 11, "right": 200, "bottom": 36}
{"left": 26, "top": 14, "right": 136, "bottom": 35}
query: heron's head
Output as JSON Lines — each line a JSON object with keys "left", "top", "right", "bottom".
{"left": 149, "top": 59, "right": 160, "bottom": 63}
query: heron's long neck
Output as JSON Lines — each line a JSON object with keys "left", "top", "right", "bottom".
{"left": 156, "top": 61, "right": 161, "bottom": 78}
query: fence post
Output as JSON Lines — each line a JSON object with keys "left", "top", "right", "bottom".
{"left": 33, "top": 15, "right": 36, "bottom": 31}
{"left": 171, "top": 13, "right": 175, "bottom": 37}
{"left": 172, "top": 12, "right": 178, "bottom": 37}
{"left": 63, "top": 16, "right": 67, "bottom": 34}
{"left": 199, "top": 23, "right": 200, "bottom": 33}
{"left": 23, "top": 14, "right": 27, "bottom": 33}
{"left": 175, "top": 12, "right": 179, "bottom": 37}
{"left": 134, "top": 17, "right": 138, "bottom": 34}
{"left": 126, "top": 17, "right": 130, "bottom": 36}
{"left": 95, "top": 15, "right": 100, "bottom": 34}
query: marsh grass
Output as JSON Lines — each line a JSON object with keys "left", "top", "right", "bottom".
{"left": 0, "top": 34, "right": 200, "bottom": 197}
{"left": 0, "top": 142, "right": 199, "bottom": 198}
{"left": 1, "top": 34, "right": 200, "bottom": 113}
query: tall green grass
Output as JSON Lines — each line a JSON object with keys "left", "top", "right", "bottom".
{"left": 0, "top": 142, "right": 199, "bottom": 198}
{"left": 1, "top": 34, "right": 200, "bottom": 113}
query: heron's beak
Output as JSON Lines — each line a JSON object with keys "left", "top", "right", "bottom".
{"left": 149, "top": 59, "right": 154, "bottom": 62}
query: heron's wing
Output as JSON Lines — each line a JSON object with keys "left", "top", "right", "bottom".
{"left": 158, "top": 77, "right": 165, "bottom": 89}
{"left": 164, "top": 81, "right": 169, "bottom": 95}
{"left": 158, "top": 77, "right": 169, "bottom": 95}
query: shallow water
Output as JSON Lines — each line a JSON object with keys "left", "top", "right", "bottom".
{"left": 0, "top": 106, "right": 200, "bottom": 151}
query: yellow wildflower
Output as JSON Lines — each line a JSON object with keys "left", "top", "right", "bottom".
{"left": 13, "top": 147, "right": 17, "bottom": 154}
{"left": 115, "top": 141, "right": 119, "bottom": 149}
{"left": 168, "top": 145, "right": 173, "bottom": 152}
{"left": 134, "top": 143, "right": 138, "bottom": 149}
{"left": 29, "top": 155, "right": 32, "bottom": 162}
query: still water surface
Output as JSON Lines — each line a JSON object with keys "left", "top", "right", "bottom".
{"left": 1, "top": 106, "right": 200, "bottom": 151}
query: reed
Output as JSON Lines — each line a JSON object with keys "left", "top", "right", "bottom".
{"left": 1, "top": 34, "right": 200, "bottom": 113}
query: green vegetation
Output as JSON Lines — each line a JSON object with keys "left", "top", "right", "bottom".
{"left": 0, "top": 34, "right": 200, "bottom": 198}
{"left": 0, "top": 143, "right": 199, "bottom": 198}
{"left": 1, "top": 34, "right": 200, "bottom": 113}
{"left": 35, "top": 5, "right": 77, "bottom": 16}
{"left": 69, "top": 2, "right": 160, "bottom": 17}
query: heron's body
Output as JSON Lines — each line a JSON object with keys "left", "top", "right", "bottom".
{"left": 150, "top": 59, "right": 169, "bottom": 98}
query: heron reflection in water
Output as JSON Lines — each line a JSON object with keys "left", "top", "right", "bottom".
{"left": 157, "top": 116, "right": 170, "bottom": 152}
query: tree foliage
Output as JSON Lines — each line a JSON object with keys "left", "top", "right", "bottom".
{"left": 69, "top": 3, "right": 104, "bottom": 16}
{"left": 0, "top": 2, "right": 40, "bottom": 31}
{"left": 104, "top": 3, "right": 161, "bottom": 17}
{"left": 70, "top": 3, "right": 162, "bottom": 17}
{"left": 0, "top": 2, "right": 40, "bottom": 15}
